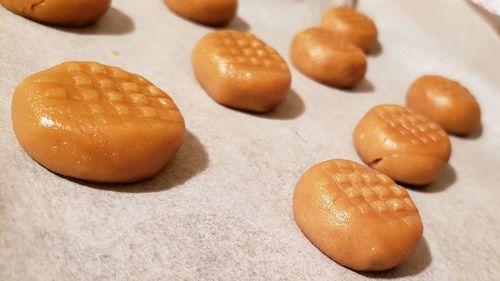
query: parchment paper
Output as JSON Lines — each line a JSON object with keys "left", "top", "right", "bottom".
{"left": 1, "top": 0, "right": 499, "bottom": 280}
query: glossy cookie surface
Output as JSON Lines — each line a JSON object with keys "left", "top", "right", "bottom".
{"left": 291, "top": 27, "right": 366, "bottom": 88}
{"left": 12, "top": 61, "right": 185, "bottom": 183}
{"left": 164, "top": 0, "right": 237, "bottom": 26}
{"left": 407, "top": 75, "right": 481, "bottom": 135}
{"left": 0, "top": 0, "right": 111, "bottom": 26}
{"left": 320, "top": 6, "right": 378, "bottom": 52}
{"left": 293, "top": 159, "right": 423, "bottom": 271}
{"left": 192, "top": 30, "right": 291, "bottom": 112}
{"left": 353, "top": 104, "right": 451, "bottom": 185}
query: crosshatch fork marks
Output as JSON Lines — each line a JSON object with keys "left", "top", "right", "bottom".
{"left": 320, "top": 160, "right": 419, "bottom": 226}
{"left": 25, "top": 62, "right": 183, "bottom": 135}
{"left": 212, "top": 30, "right": 288, "bottom": 71}
{"left": 376, "top": 105, "right": 447, "bottom": 145}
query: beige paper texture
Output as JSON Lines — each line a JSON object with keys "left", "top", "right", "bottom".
{"left": 1, "top": 0, "right": 499, "bottom": 280}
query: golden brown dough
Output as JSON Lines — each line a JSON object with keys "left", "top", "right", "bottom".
{"left": 12, "top": 61, "right": 186, "bottom": 183}
{"left": 0, "top": 0, "right": 111, "bottom": 27}
{"left": 164, "top": 0, "right": 237, "bottom": 26}
{"left": 407, "top": 75, "right": 481, "bottom": 135}
{"left": 192, "top": 30, "right": 291, "bottom": 112}
{"left": 353, "top": 104, "right": 451, "bottom": 185}
{"left": 293, "top": 159, "right": 423, "bottom": 271}
{"left": 320, "top": 6, "right": 378, "bottom": 52}
{"left": 290, "top": 27, "right": 366, "bottom": 88}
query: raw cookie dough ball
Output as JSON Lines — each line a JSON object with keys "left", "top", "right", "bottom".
{"left": 12, "top": 61, "right": 186, "bottom": 183}
{"left": 293, "top": 159, "right": 423, "bottom": 271}
{"left": 407, "top": 75, "right": 481, "bottom": 135}
{"left": 164, "top": 0, "right": 237, "bottom": 26}
{"left": 353, "top": 104, "right": 451, "bottom": 185}
{"left": 0, "top": 0, "right": 111, "bottom": 27}
{"left": 192, "top": 30, "right": 291, "bottom": 112}
{"left": 290, "top": 27, "right": 366, "bottom": 88}
{"left": 320, "top": 6, "right": 378, "bottom": 52}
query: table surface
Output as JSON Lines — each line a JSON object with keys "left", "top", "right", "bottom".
{"left": 1, "top": 0, "right": 499, "bottom": 280}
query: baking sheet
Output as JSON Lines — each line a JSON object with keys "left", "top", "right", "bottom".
{"left": 1, "top": 0, "right": 499, "bottom": 280}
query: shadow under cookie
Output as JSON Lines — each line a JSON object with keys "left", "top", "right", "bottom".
{"left": 56, "top": 7, "right": 135, "bottom": 36}
{"left": 361, "top": 237, "right": 432, "bottom": 279}
{"left": 68, "top": 131, "right": 209, "bottom": 193}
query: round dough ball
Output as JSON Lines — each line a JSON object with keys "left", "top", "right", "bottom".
{"left": 192, "top": 30, "right": 291, "bottom": 112}
{"left": 12, "top": 61, "right": 186, "bottom": 183}
{"left": 320, "top": 6, "right": 378, "bottom": 52}
{"left": 0, "top": 0, "right": 111, "bottom": 27}
{"left": 290, "top": 27, "right": 366, "bottom": 88}
{"left": 164, "top": 0, "right": 237, "bottom": 26}
{"left": 293, "top": 159, "right": 423, "bottom": 271}
{"left": 353, "top": 104, "right": 451, "bottom": 185}
{"left": 407, "top": 75, "right": 481, "bottom": 135}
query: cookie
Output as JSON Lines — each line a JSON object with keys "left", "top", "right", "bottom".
{"left": 290, "top": 27, "right": 366, "bottom": 88}
{"left": 293, "top": 159, "right": 423, "bottom": 271}
{"left": 407, "top": 75, "right": 481, "bottom": 135}
{"left": 164, "top": 0, "right": 237, "bottom": 26}
{"left": 12, "top": 61, "right": 185, "bottom": 183}
{"left": 192, "top": 30, "right": 291, "bottom": 112}
{"left": 353, "top": 104, "right": 451, "bottom": 185}
{"left": 0, "top": 0, "right": 111, "bottom": 27}
{"left": 320, "top": 6, "right": 378, "bottom": 52}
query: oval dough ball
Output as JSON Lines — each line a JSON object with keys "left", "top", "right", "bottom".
{"left": 192, "top": 30, "right": 291, "bottom": 112}
{"left": 320, "top": 6, "right": 378, "bottom": 52}
{"left": 353, "top": 104, "right": 451, "bottom": 185}
{"left": 0, "top": 0, "right": 111, "bottom": 27}
{"left": 290, "top": 27, "right": 366, "bottom": 88}
{"left": 164, "top": 0, "right": 237, "bottom": 26}
{"left": 407, "top": 75, "right": 481, "bottom": 135}
{"left": 293, "top": 159, "right": 423, "bottom": 271}
{"left": 12, "top": 61, "right": 186, "bottom": 183}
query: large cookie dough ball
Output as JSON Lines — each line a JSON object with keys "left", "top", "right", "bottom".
{"left": 12, "top": 61, "right": 186, "bottom": 183}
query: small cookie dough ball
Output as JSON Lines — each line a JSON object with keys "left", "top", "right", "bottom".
{"left": 353, "top": 104, "right": 451, "bottom": 185}
{"left": 320, "top": 6, "right": 378, "bottom": 52}
{"left": 164, "top": 0, "right": 237, "bottom": 26}
{"left": 293, "top": 159, "right": 423, "bottom": 271}
{"left": 291, "top": 27, "right": 366, "bottom": 88}
{"left": 407, "top": 75, "right": 481, "bottom": 135}
{"left": 12, "top": 61, "right": 186, "bottom": 183}
{"left": 0, "top": 0, "right": 111, "bottom": 27}
{"left": 192, "top": 30, "right": 291, "bottom": 113}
